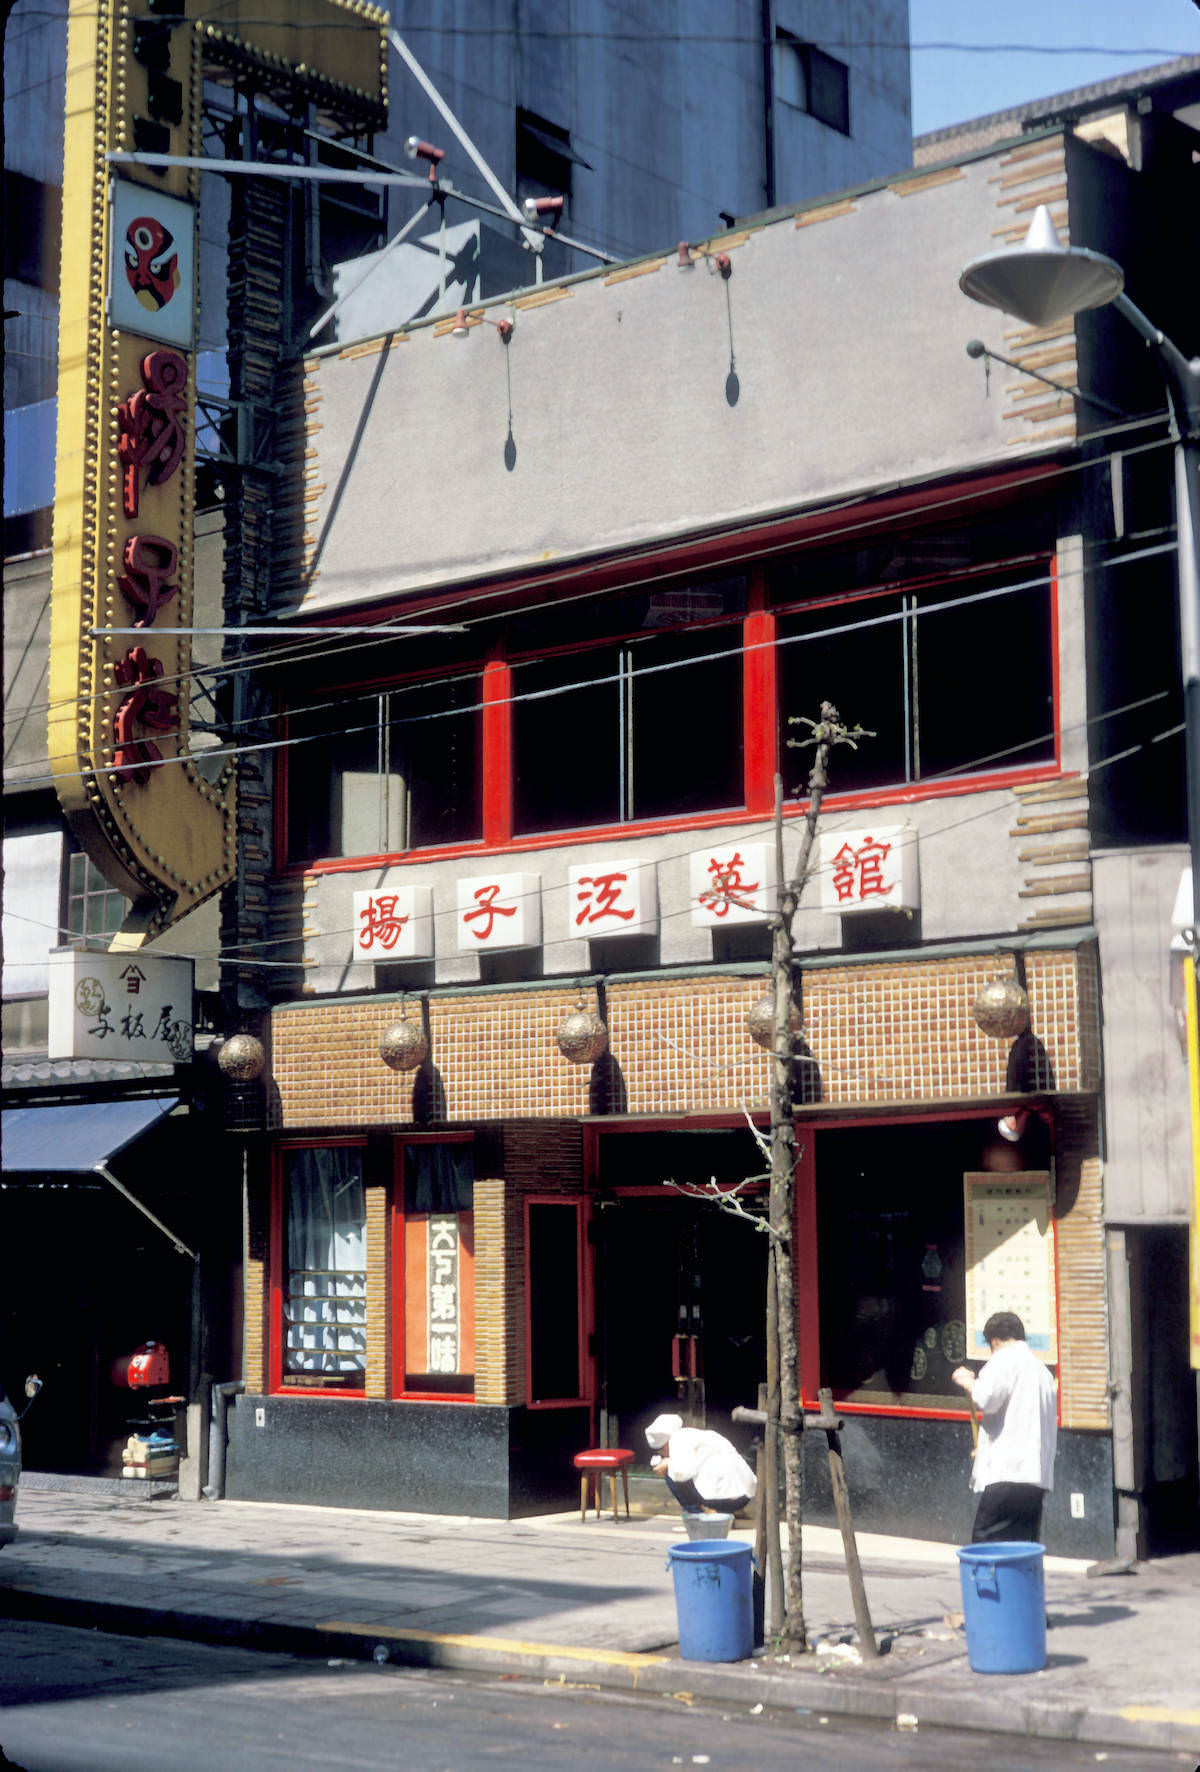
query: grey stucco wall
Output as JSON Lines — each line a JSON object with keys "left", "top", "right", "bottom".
{"left": 293, "top": 149, "right": 1075, "bottom": 618}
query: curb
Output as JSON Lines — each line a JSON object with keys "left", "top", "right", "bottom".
{"left": 2, "top": 1584, "right": 1197, "bottom": 1755}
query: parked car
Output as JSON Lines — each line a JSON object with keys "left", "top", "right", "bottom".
{"left": 0, "top": 1376, "right": 42, "bottom": 1547}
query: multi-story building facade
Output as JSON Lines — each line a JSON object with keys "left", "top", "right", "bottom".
{"left": 215, "top": 92, "right": 1198, "bottom": 1557}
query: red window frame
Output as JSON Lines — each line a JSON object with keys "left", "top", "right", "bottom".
{"left": 390, "top": 1131, "right": 477, "bottom": 1404}
{"left": 279, "top": 465, "right": 1066, "bottom": 875}
{"left": 270, "top": 1136, "right": 368, "bottom": 1399}
{"left": 523, "top": 1194, "right": 592, "bottom": 1410}
{"left": 795, "top": 1105, "right": 1062, "bottom": 1424}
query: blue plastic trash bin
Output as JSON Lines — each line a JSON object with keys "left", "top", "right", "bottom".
{"left": 956, "top": 1541, "right": 1047, "bottom": 1674}
{"left": 666, "top": 1539, "right": 755, "bottom": 1662}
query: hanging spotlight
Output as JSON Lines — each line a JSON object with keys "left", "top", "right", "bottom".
{"left": 451, "top": 308, "right": 471, "bottom": 337}
{"left": 522, "top": 194, "right": 564, "bottom": 230}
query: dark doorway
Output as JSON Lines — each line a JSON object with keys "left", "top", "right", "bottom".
{"left": 593, "top": 1129, "right": 768, "bottom": 1465}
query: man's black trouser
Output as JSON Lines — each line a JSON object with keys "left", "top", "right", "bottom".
{"left": 971, "top": 1481, "right": 1047, "bottom": 1543}
{"left": 665, "top": 1475, "right": 753, "bottom": 1516}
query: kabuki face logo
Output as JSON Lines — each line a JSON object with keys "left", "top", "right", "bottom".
{"left": 124, "top": 216, "right": 179, "bottom": 312}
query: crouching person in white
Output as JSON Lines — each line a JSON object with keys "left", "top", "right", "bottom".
{"left": 645, "top": 1412, "right": 757, "bottom": 1517}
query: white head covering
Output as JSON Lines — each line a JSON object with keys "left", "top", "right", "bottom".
{"left": 645, "top": 1412, "right": 683, "bottom": 1449}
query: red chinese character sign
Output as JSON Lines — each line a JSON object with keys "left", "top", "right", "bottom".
{"left": 815, "top": 826, "right": 919, "bottom": 915}
{"left": 568, "top": 859, "right": 658, "bottom": 938}
{"left": 353, "top": 886, "right": 434, "bottom": 959}
{"left": 456, "top": 873, "right": 541, "bottom": 951}
{"left": 689, "top": 843, "right": 773, "bottom": 926}
{"left": 47, "top": 44, "right": 235, "bottom": 946}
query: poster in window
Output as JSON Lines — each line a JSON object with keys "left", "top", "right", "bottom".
{"left": 427, "top": 1214, "right": 459, "bottom": 1374}
{"left": 963, "top": 1172, "right": 1057, "bottom": 1364}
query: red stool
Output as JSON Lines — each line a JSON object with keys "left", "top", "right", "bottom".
{"left": 573, "top": 1448, "right": 634, "bottom": 1522}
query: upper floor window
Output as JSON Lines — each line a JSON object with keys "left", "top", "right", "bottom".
{"left": 774, "top": 31, "right": 850, "bottom": 135}
{"left": 285, "top": 673, "right": 482, "bottom": 864}
{"left": 512, "top": 623, "right": 745, "bottom": 834}
{"left": 772, "top": 520, "right": 1057, "bottom": 793}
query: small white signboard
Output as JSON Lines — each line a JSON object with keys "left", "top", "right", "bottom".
{"left": 568, "top": 859, "right": 658, "bottom": 938}
{"left": 816, "top": 825, "right": 919, "bottom": 915}
{"left": 108, "top": 181, "right": 196, "bottom": 349}
{"left": 689, "top": 842, "right": 773, "bottom": 926}
{"left": 964, "top": 1172, "right": 1058, "bottom": 1364}
{"left": 353, "top": 885, "right": 434, "bottom": 959}
{"left": 48, "top": 950, "right": 194, "bottom": 1063}
{"left": 456, "top": 872, "right": 541, "bottom": 950}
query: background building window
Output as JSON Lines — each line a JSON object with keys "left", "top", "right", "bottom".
{"left": 64, "top": 849, "right": 128, "bottom": 949}
{"left": 281, "top": 1144, "right": 367, "bottom": 1388}
{"left": 774, "top": 31, "right": 850, "bottom": 135}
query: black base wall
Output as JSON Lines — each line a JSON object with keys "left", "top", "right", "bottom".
{"left": 800, "top": 1415, "right": 1115, "bottom": 1559}
{"left": 226, "top": 1396, "right": 1115, "bottom": 1554}
{"left": 225, "top": 1397, "right": 590, "bottom": 1518}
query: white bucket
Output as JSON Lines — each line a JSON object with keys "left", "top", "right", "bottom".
{"left": 683, "top": 1512, "right": 734, "bottom": 1540}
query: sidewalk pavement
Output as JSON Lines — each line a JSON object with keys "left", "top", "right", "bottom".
{"left": 2, "top": 1480, "right": 1198, "bottom": 1756}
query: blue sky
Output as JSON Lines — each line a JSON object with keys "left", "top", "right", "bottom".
{"left": 908, "top": 0, "right": 1200, "bottom": 134}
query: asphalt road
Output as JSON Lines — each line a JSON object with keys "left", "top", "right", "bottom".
{"left": 0, "top": 1621, "right": 1182, "bottom": 1771}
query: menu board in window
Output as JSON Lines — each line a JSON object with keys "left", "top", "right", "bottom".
{"left": 963, "top": 1172, "right": 1057, "bottom": 1364}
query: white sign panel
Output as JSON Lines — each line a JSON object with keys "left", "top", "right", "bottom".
{"left": 689, "top": 842, "right": 773, "bottom": 926}
{"left": 108, "top": 182, "right": 197, "bottom": 349}
{"left": 456, "top": 872, "right": 541, "bottom": 950}
{"left": 353, "top": 886, "right": 434, "bottom": 959}
{"left": 48, "top": 950, "right": 194, "bottom": 1063}
{"left": 964, "top": 1172, "right": 1058, "bottom": 1364}
{"left": 817, "top": 825, "right": 919, "bottom": 915}
{"left": 568, "top": 859, "right": 658, "bottom": 938}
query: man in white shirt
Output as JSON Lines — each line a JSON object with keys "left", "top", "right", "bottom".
{"left": 952, "top": 1311, "right": 1058, "bottom": 1543}
{"left": 645, "top": 1411, "right": 757, "bottom": 1517}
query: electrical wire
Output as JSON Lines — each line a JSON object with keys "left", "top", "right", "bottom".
{"left": 3, "top": 417, "right": 1181, "bottom": 739}
{"left": 3, "top": 686, "right": 1181, "bottom": 972}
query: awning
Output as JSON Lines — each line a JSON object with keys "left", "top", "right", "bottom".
{"left": 1, "top": 1097, "right": 195, "bottom": 1258}
{"left": 2, "top": 1097, "right": 179, "bottom": 1173}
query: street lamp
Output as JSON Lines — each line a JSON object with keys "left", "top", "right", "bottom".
{"left": 959, "top": 205, "right": 1200, "bottom": 953}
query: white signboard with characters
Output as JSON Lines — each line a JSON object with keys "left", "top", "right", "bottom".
{"left": 48, "top": 950, "right": 194, "bottom": 1063}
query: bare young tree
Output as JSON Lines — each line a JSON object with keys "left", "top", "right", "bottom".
{"left": 664, "top": 702, "right": 870, "bottom": 1652}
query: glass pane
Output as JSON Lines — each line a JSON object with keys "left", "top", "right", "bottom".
{"left": 629, "top": 626, "right": 744, "bottom": 819}
{"left": 286, "top": 693, "right": 378, "bottom": 862}
{"left": 817, "top": 1123, "right": 971, "bottom": 1406}
{"left": 513, "top": 646, "right": 621, "bottom": 833}
{"left": 914, "top": 576, "right": 1055, "bottom": 780}
{"left": 404, "top": 1142, "right": 474, "bottom": 1214}
{"left": 283, "top": 1146, "right": 366, "bottom": 1381}
{"left": 388, "top": 674, "right": 482, "bottom": 848}
{"left": 527, "top": 1202, "right": 581, "bottom": 1402}
{"left": 777, "top": 596, "right": 908, "bottom": 793}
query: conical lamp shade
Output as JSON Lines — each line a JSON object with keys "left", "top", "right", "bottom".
{"left": 959, "top": 206, "right": 1124, "bottom": 328}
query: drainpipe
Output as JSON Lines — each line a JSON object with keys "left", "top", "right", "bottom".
{"left": 203, "top": 1380, "right": 245, "bottom": 1500}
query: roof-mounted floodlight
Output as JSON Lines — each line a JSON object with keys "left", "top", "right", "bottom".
{"left": 404, "top": 135, "right": 446, "bottom": 181}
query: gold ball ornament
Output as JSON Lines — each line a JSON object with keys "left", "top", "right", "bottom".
{"left": 555, "top": 1006, "right": 609, "bottom": 1065}
{"left": 746, "top": 994, "right": 804, "bottom": 1050}
{"left": 380, "top": 1018, "right": 428, "bottom": 1072}
{"left": 217, "top": 1033, "right": 266, "bottom": 1082}
{"left": 972, "top": 974, "right": 1030, "bottom": 1039}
